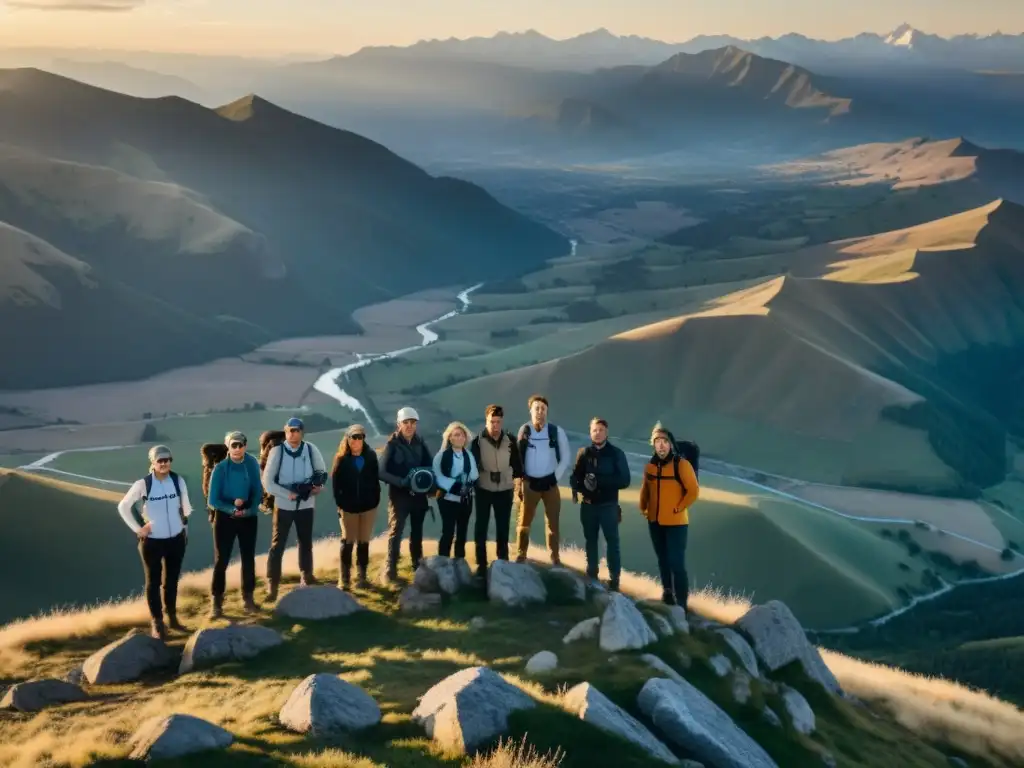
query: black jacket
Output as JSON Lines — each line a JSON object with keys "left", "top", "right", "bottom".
{"left": 379, "top": 431, "right": 433, "bottom": 510}
{"left": 331, "top": 450, "right": 381, "bottom": 514}
{"left": 569, "top": 441, "right": 631, "bottom": 506}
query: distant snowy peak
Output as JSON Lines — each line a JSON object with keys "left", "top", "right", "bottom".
{"left": 885, "top": 23, "right": 918, "bottom": 47}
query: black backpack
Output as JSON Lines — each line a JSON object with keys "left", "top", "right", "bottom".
{"left": 200, "top": 443, "right": 229, "bottom": 499}
{"left": 661, "top": 430, "right": 699, "bottom": 490}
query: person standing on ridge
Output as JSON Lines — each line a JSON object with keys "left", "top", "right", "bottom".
{"left": 378, "top": 406, "right": 434, "bottom": 583}
{"left": 639, "top": 422, "right": 700, "bottom": 607}
{"left": 331, "top": 424, "right": 381, "bottom": 590}
{"left": 432, "top": 421, "right": 479, "bottom": 563}
{"left": 470, "top": 404, "right": 523, "bottom": 579}
{"left": 116, "top": 445, "right": 193, "bottom": 640}
{"left": 515, "top": 394, "right": 571, "bottom": 565}
{"left": 569, "top": 417, "right": 631, "bottom": 591}
{"left": 206, "top": 431, "right": 263, "bottom": 618}
{"left": 262, "top": 417, "right": 327, "bottom": 600}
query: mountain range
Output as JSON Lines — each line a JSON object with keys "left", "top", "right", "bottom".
{"left": 0, "top": 68, "right": 568, "bottom": 390}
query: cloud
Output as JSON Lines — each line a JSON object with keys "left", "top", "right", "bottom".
{"left": 5, "top": 0, "right": 143, "bottom": 10}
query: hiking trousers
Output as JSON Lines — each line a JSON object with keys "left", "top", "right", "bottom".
{"left": 211, "top": 512, "right": 258, "bottom": 598}
{"left": 138, "top": 531, "right": 186, "bottom": 623}
{"left": 386, "top": 497, "right": 427, "bottom": 573}
{"left": 438, "top": 497, "right": 473, "bottom": 559}
{"left": 267, "top": 505, "right": 314, "bottom": 584}
{"left": 649, "top": 522, "right": 689, "bottom": 606}
{"left": 580, "top": 502, "right": 620, "bottom": 582}
{"left": 516, "top": 482, "right": 561, "bottom": 561}
{"left": 475, "top": 487, "right": 513, "bottom": 570}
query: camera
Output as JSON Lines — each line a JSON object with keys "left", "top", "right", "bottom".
{"left": 584, "top": 473, "right": 598, "bottom": 492}
{"left": 291, "top": 470, "right": 328, "bottom": 502}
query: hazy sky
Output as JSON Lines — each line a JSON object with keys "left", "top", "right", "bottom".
{"left": 1, "top": 0, "right": 1022, "bottom": 56}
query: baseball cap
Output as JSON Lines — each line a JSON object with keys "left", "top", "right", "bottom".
{"left": 148, "top": 445, "right": 172, "bottom": 462}
{"left": 397, "top": 406, "right": 419, "bottom": 422}
{"left": 346, "top": 423, "right": 367, "bottom": 438}
{"left": 285, "top": 417, "right": 304, "bottom": 430}
{"left": 225, "top": 431, "right": 247, "bottom": 446}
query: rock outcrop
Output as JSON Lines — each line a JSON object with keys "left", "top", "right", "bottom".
{"left": 638, "top": 677, "right": 779, "bottom": 768}
{"left": 780, "top": 684, "right": 816, "bottom": 735}
{"left": 1, "top": 679, "right": 87, "bottom": 712}
{"left": 274, "top": 586, "right": 364, "bottom": 620}
{"left": 128, "top": 714, "right": 233, "bottom": 760}
{"left": 563, "top": 617, "right": 600, "bottom": 645}
{"left": 736, "top": 601, "right": 841, "bottom": 694}
{"left": 83, "top": 629, "right": 174, "bottom": 685}
{"left": 525, "top": 651, "right": 558, "bottom": 675}
{"left": 412, "top": 666, "right": 536, "bottom": 753}
{"left": 563, "top": 682, "right": 679, "bottom": 765}
{"left": 546, "top": 567, "right": 588, "bottom": 603}
{"left": 178, "top": 625, "right": 284, "bottom": 675}
{"left": 279, "top": 673, "right": 382, "bottom": 735}
{"left": 488, "top": 561, "right": 547, "bottom": 607}
{"left": 715, "top": 628, "right": 761, "bottom": 679}
{"left": 399, "top": 585, "right": 443, "bottom": 612}
{"left": 600, "top": 593, "right": 658, "bottom": 652}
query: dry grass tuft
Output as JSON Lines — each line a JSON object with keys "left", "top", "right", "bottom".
{"left": 467, "top": 736, "right": 565, "bottom": 768}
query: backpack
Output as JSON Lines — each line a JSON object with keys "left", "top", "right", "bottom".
{"left": 200, "top": 443, "right": 229, "bottom": 499}
{"left": 517, "top": 422, "right": 561, "bottom": 466}
{"left": 258, "top": 430, "right": 286, "bottom": 513}
{"left": 137, "top": 472, "right": 187, "bottom": 531}
{"left": 670, "top": 439, "right": 700, "bottom": 490}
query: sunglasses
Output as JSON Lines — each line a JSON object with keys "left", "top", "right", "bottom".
{"left": 350, "top": 434, "right": 365, "bottom": 441}
{"left": 155, "top": 458, "right": 172, "bottom": 464}
{"left": 230, "top": 442, "right": 246, "bottom": 449}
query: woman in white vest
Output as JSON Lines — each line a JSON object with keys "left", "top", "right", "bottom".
{"left": 431, "top": 421, "right": 479, "bottom": 562}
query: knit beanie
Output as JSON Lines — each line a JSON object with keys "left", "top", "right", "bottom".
{"left": 650, "top": 422, "right": 673, "bottom": 449}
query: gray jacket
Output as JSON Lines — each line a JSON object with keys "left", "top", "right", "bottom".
{"left": 262, "top": 441, "right": 327, "bottom": 511}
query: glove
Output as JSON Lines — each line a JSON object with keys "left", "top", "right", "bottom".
{"left": 450, "top": 481, "right": 464, "bottom": 496}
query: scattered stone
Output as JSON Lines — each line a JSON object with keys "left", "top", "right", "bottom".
{"left": 488, "top": 560, "right": 547, "bottom": 607}
{"left": 647, "top": 612, "right": 675, "bottom": 638}
{"left": 179, "top": 625, "right": 284, "bottom": 675}
{"left": 399, "top": 585, "right": 443, "bottom": 612}
{"left": 1, "top": 679, "right": 87, "bottom": 712}
{"left": 688, "top": 614, "right": 721, "bottom": 632}
{"left": 525, "top": 651, "right": 559, "bottom": 675}
{"left": 600, "top": 593, "right": 658, "bottom": 652}
{"left": 715, "top": 628, "right": 760, "bottom": 679}
{"left": 780, "top": 685, "right": 816, "bottom": 735}
{"left": 563, "top": 682, "right": 679, "bottom": 765}
{"left": 274, "top": 586, "right": 364, "bottom": 620}
{"left": 641, "top": 653, "right": 687, "bottom": 686}
{"left": 667, "top": 606, "right": 690, "bottom": 634}
{"left": 708, "top": 654, "right": 733, "bottom": 678}
{"left": 279, "top": 673, "right": 382, "bottom": 735}
{"left": 563, "top": 617, "right": 600, "bottom": 645}
{"left": 469, "top": 616, "right": 487, "bottom": 631}
{"left": 730, "top": 672, "right": 752, "bottom": 705}
{"left": 417, "top": 556, "right": 462, "bottom": 595}
{"left": 676, "top": 650, "right": 693, "bottom": 670}
{"left": 762, "top": 706, "right": 782, "bottom": 728}
{"left": 83, "top": 629, "right": 174, "bottom": 685}
{"left": 638, "top": 678, "right": 779, "bottom": 768}
{"left": 546, "top": 567, "right": 587, "bottom": 603}
{"left": 411, "top": 666, "right": 536, "bottom": 753}
{"left": 414, "top": 564, "right": 441, "bottom": 592}
{"left": 821, "top": 752, "right": 838, "bottom": 768}
{"left": 736, "top": 601, "right": 841, "bottom": 694}
{"left": 64, "top": 665, "right": 85, "bottom": 686}
{"left": 592, "top": 590, "right": 612, "bottom": 610}
{"left": 128, "top": 713, "right": 233, "bottom": 760}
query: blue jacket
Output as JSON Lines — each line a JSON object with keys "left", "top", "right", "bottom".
{"left": 208, "top": 454, "right": 263, "bottom": 516}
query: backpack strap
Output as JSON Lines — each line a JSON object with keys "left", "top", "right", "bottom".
{"left": 549, "top": 423, "right": 561, "bottom": 463}
{"left": 133, "top": 474, "right": 152, "bottom": 528}
{"left": 169, "top": 471, "right": 187, "bottom": 527}
{"left": 672, "top": 456, "right": 685, "bottom": 491}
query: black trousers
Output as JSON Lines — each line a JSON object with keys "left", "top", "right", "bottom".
{"left": 386, "top": 497, "right": 427, "bottom": 572}
{"left": 211, "top": 512, "right": 258, "bottom": 598}
{"left": 438, "top": 497, "right": 473, "bottom": 558}
{"left": 267, "top": 505, "right": 314, "bottom": 584}
{"left": 138, "top": 531, "right": 186, "bottom": 623}
{"left": 474, "top": 488, "right": 513, "bottom": 569}
{"left": 649, "top": 522, "right": 690, "bottom": 606}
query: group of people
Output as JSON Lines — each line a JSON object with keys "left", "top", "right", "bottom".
{"left": 116, "top": 398, "right": 700, "bottom": 641}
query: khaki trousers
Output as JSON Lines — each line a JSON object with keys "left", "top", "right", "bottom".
{"left": 516, "top": 484, "right": 561, "bottom": 562}
{"left": 340, "top": 509, "right": 377, "bottom": 543}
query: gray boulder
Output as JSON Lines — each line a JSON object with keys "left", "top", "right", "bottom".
{"left": 546, "top": 567, "right": 587, "bottom": 603}
{"left": 411, "top": 666, "right": 535, "bottom": 753}
{"left": 638, "top": 678, "right": 779, "bottom": 768}
{"left": 417, "top": 556, "right": 462, "bottom": 595}
{"left": 274, "top": 586, "right": 364, "bottom": 620}
{"left": 715, "top": 628, "right": 760, "bottom": 679}
{"left": 647, "top": 612, "right": 675, "bottom": 638}
{"left": 128, "top": 713, "right": 233, "bottom": 760}
{"left": 454, "top": 558, "right": 474, "bottom": 588}
{"left": 600, "top": 593, "right": 657, "bottom": 652}
{"left": 399, "top": 585, "right": 443, "bottom": 612}
{"left": 708, "top": 654, "right": 733, "bottom": 678}
{"left": 667, "top": 606, "right": 690, "bottom": 634}
{"left": 179, "top": 625, "right": 284, "bottom": 675}
{"left": 640, "top": 654, "right": 687, "bottom": 686}
{"left": 279, "top": 673, "right": 381, "bottom": 735}
{"left": 735, "top": 601, "right": 841, "bottom": 694}
{"left": 83, "top": 629, "right": 174, "bottom": 685}
{"left": 64, "top": 665, "right": 85, "bottom": 686}
{"left": 563, "top": 682, "right": 679, "bottom": 765}
{"left": 730, "top": 672, "right": 752, "bottom": 705}
{"left": 1, "top": 679, "right": 87, "bottom": 712}
{"left": 469, "top": 616, "right": 487, "bottom": 631}
{"left": 563, "top": 617, "right": 600, "bottom": 645}
{"left": 488, "top": 561, "right": 547, "bottom": 607}
{"left": 762, "top": 706, "right": 782, "bottom": 728}
{"left": 780, "top": 685, "right": 816, "bottom": 735}
{"left": 525, "top": 651, "right": 558, "bottom": 675}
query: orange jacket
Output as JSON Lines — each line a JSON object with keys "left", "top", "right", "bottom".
{"left": 639, "top": 456, "right": 699, "bottom": 526}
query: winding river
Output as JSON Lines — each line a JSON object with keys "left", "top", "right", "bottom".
{"left": 311, "top": 283, "right": 484, "bottom": 437}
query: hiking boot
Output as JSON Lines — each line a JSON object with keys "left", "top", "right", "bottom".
{"left": 339, "top": 568, "right": 351, "bottom": 591}
{"left": 514, "top": 555, "right": 527, "bottom": 564}
{"left": 208, "top": 596, "right": 224, "bottom": 620}
{"left": 166, "top": 613, "right": 186, "bottom": 632}
{"left": 300, "top": 571, "right": 319, "bottom": 587}
{"left": 242, "top": 593, "right": 259, "bottom": 614}
{"left": 150, "top": 619, "right": 168, "bottom": 642}
{"left": 550, "top": 555, "right": 561, "bottom": 566}
{"left": 266, "top": 582, "right": 279, "bottom": 603}
{"left": 607, "top": 580, "right": 620, "bottom": 593}
{"left": 356, "top": 567, "right": 369, "bottom": 589}
{"left": 661, "top": 590, "right": 676, "bottom": 606}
